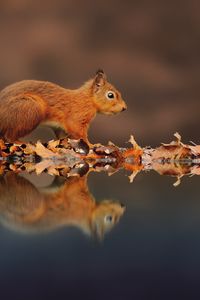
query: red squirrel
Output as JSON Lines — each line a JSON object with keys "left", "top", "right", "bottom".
{"left": 0, "top": 70, "right": 127, "bottom": 143}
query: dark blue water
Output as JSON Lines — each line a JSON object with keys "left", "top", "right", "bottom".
{"left": 0, "top": 170, "right": 199, "bottom": 300}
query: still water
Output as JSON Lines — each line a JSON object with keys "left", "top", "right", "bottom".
{"left": 0, "top": 170, "right": 199, "bottom": 300}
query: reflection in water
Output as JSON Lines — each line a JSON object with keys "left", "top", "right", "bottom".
{"left": 0, "top": 134, "right": 199, "bottom": 242}
{"left": 0, "top": 173, "right": 125, "bottom": 240}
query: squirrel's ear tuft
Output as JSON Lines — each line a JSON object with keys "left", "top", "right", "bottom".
{"left": 93, "top": 69, "right": 106, "bottom": 91}
{"left": 96, "top": 69, "right": 104, "bottom": 75}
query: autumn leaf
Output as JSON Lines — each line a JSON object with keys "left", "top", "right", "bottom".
{"left": 34, "top": 141, "right": 60, "bottom": 158}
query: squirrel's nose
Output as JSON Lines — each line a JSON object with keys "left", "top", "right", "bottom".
{"left": 121, "top": 106, "right": 127, "bottom": 112}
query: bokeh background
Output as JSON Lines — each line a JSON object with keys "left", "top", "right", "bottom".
{"left": 0, "top": 0, "right": 199, "bottom": 146}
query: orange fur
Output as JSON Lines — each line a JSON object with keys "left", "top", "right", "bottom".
{"left": 0, "top": 173, "right": 125, "bottom": 239}
{"left": 0, "top": 70, "right": 127, "bottom": 142}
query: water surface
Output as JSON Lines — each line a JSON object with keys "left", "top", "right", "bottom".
{"left": 0, "top": 170, "right": 199, "bottom": 300}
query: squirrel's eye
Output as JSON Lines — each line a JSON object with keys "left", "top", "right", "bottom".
{"left": 106, "top": 91, "right": 115, "bottom": 100}
{"left": 104, "top": 215, "right": 113, "bottom": 223}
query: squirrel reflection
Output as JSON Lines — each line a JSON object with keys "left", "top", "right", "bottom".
{"left": 0, "top": 173, "right": 125, "bottom": 240}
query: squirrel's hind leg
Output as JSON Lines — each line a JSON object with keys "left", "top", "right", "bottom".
{"left": 0, "top": 94, "right": 46, "bottom": 142}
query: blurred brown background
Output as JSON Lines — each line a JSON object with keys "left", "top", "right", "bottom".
{"left": 0, "top": 0, "right": 199, "bottom": 146}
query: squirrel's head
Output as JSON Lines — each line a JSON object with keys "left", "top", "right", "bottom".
{"left": 90, "top": 200, "right": 125, "bottom": 241}
{"left": 91, "top": 70, "right": 127, "bottom": 115}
